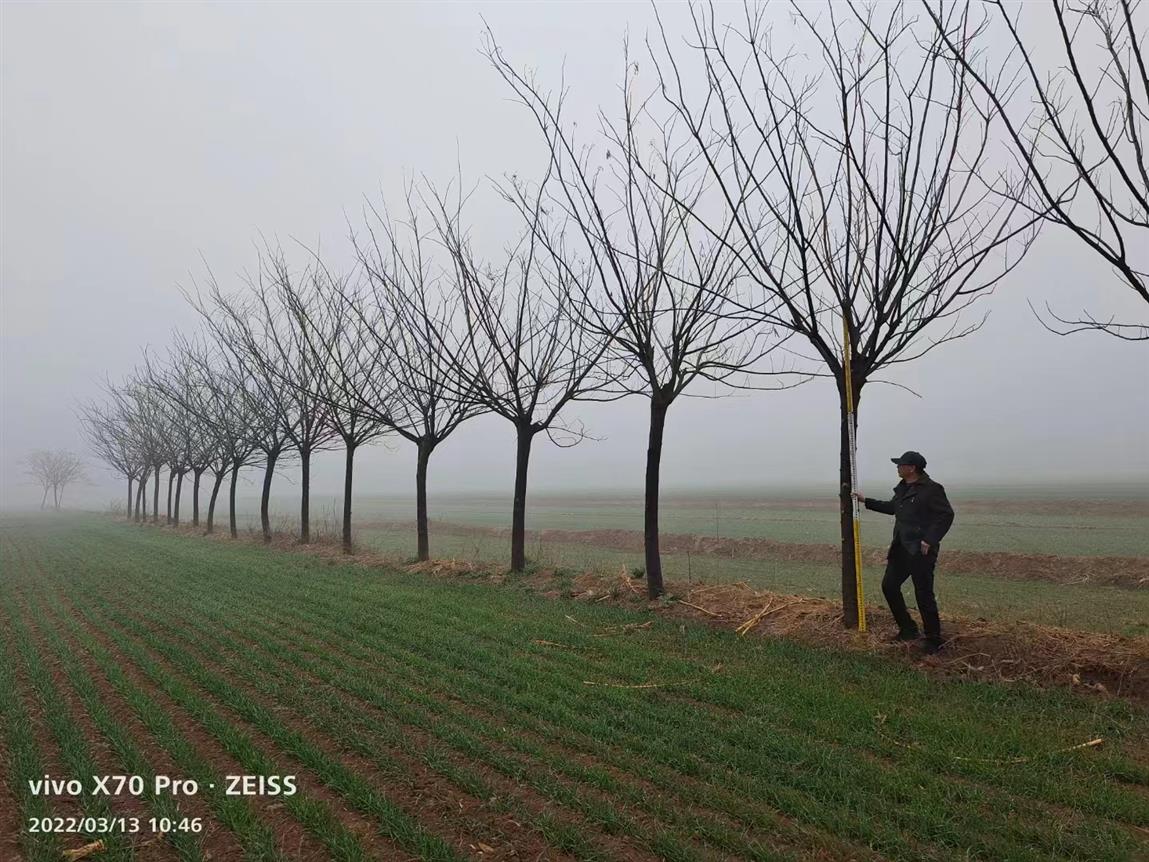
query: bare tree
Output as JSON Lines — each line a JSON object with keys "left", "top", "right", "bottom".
{"left": 192, "top": 297, "right": 281, "bottom": 541}
{"left": 115, "top": 377, "right": 170, "bottom": 525}
{"left": 165, "top": 340, "right": 261, "bottom": 538}
{"left": 250, "top": 249, "right": 342, "bottom": 543}
{"left": 156, "top": 396, "right": 188, "bottom": 525}
{"left": 24, "top": 450, "right": 87, "bottom": 511}
{"left": 198, "top": 250, "right": 340, "bottom": 543}
{"left": 79, "top": 396, "right": 145, "bottom": 519}
{"left": 108, "top": 383, "right": 148, "bottom": 523}
{"left": 350, "top": 195, "right": 487, "bottom": 560}
{"left": 928, "top": 0, "right": 1148, "bottom": 339}
{"left": 157, "top": 346, "right": 219, "bottom": 527}
{"left": 431, "top": 181, "right": 622, "bottom": 572}
{"left": 145, "top": 391, "right": 173, "bottom": 526}
{"left": 487, "top": 40, "right": 794, "bottom": 597}
{"left": 276, "top": 262, "right": 389, "bottom": 553}
{"left": 643, "top": 0, "right": 1039, "bottom": 623}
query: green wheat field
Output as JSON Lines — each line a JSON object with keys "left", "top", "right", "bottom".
{"left": 1, "top": 515, "right": 1147, "bottom": 861}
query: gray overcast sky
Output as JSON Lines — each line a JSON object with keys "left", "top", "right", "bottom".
{"left": 2, "top": 1, "right": 1147, "bottom": 509}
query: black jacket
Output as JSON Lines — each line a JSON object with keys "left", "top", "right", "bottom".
{"left": 864, "top": 473, "right": 954, "bottom": 554}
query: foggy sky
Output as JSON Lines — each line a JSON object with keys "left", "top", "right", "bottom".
{"left": 2, "top": 1, "right": 1147, "bottom": 510}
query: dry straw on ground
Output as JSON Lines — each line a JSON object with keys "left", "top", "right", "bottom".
{"left": 564, "top": 570, "right": 1149, "bottom": 703}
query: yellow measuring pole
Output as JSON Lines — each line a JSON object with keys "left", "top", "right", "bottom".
{"left": 842, "top": 317, "right": 867, "bottom": 632}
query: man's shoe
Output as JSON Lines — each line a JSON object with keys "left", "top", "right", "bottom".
{"left": 921, "top": 637, "right": 944, "bottom": 655}
{"left": 888, "top": 630, "right": 919, "bottom": 643}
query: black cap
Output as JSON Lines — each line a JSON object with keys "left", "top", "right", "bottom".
{"left": 891, "top": 451, "right": 927, "bottom": 469}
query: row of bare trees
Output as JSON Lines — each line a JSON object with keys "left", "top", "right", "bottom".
{"left": 80, "top": 0, "right": 1145, "bottom": 623}
{"left": 485, "top": 0, "right": 1147, "bottom": 620}
{"left": 78, "top": 163, "right": 787, "bottom": 600}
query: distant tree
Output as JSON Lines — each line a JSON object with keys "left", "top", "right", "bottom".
{"left": 26, "top": 450, "right": 55, "bottom": 510}
{"left": 928, "top": 0, "right": 1148, "bottom": 340}
{"left": 79, "top": 396, "right": 145, "bottom": 519}
{"left": 24, "top": 449, "right": 87, "bottom": 511}
{"left": 115, "top": 378, "right": 169, "bottom": 525}
{"left": 158, "top": 347, "right": 219, "bottom": 527}
{"left": 163, "top": 340, "right": 261, "bottom": 538}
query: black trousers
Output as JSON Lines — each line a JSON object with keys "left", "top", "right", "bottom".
{"left": 882, "top": 542, "right": 941, "bottom": 640}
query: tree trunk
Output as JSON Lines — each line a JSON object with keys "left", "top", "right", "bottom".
{"left": 53, "top": 484, "right": 60, "bottom": 510}
{"left": 415, "top": 439, "right": 433, "bottom": 562}
{"left": 127, "top": 477, "right": 134, "bottom": 521}
{"left": 173, "top": 471, "right": 184, "bottom": 525}
{"left": 206, "top": 471, "right": 225, "bottom": 534}
{"left": 40, "top": 486, "right": 48, "bottom": 510}
{"left": 299, "top": 448, "right": 311, "bottom": 544}
{"left": 166, "top": 470, "right": 175, "bottom": 524}
{"left": 152, "top": 467, "right": 160, "bottom": 525}
{"left": 510, "top": 425, "right": 534, "bottom": 572}
{"left": 341, "top": 442, "right": 356, "bottom": 553}
{"left": 228, "top": 463, "right": 240, "bottom": 538}
{"left": 838, "top": 379, "right": 864, "bottom": 629}
{"left": 644, "top": 397, "right": 670, "bottom": 599}
{"left": 192, "top": 468, "right": 204, "bottom": 527}
{"left": 136, "top": 469, "right": 147, "bottom": 521}
{"left": 260, "top": 448, "right": 279, "bottom": 544}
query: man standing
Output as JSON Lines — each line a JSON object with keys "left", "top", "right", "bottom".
{"left": 854, "top": 451, "right": 954, "bottom": 653}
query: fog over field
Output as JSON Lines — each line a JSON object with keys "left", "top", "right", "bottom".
{"left": 2, "top": 1, "right": 1147, "bottom": 511}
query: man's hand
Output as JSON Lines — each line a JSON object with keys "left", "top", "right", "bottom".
{"left": 852, "top": 491, "right": 865, "bottom": 503}
{"left": 920, "top": 540, "right": 931, "bottom": 555}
